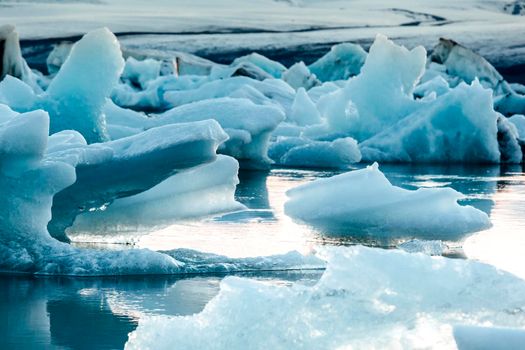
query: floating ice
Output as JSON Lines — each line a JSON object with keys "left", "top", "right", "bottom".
{"left": 69, "top": 155, "right": 245, "bottom": 235}
{"left": 121, "top": 57, "right": 161, "bottom": 90}
{"left": 509, "top": 114, "right": 525, "bottom": 140}
{"left": 308, "top": 42, "right": 367, "bottom": 82}
{"left": 48, "top": 119, "right": 228, "bottom": 241}
{"left": 126, "top": 245, "right": 525, "bottom": 350}
{"left": 284, "top": 163, "right": 490, "bottom": 240}
{"left": 0, "top": 25, "right": 37, "bottom": 90}
{"left": 0, "top": 108, "right": 322, "bottom": 275}
{"left": 275, "top": 137, "right": 361, "bottom": 169}
{"left": 316, "top": 34, "right": 426, "bottom": 141}
{"left": 152, "top": 98, "right": 285, "bottom": 167}
{"left": 163, "top": 76, "right": 295, "bottom": 113}
{"left": 430, "top": 38, "right": 509, "bottom": 94}
{"left": 41, "top": 28, "right": 125, "bottom": 143}
{"left": 360, "top": 81, "right": 505, "bottom": 163}
{"left": 230, "top": 53, "right": 286, "bottom": 79}
{"left": 289, "top": 87, "right": 322, "bottom": 126}
{"left": 281, "top": 62, "right": 319, "bottom": 90}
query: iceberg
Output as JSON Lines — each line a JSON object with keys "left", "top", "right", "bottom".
{"left": 281, "top": 62, "right": 319, "bottom": 90}
{"left": 126, "top": 246, "right": 525, "bottom": 349}
{"left": 163, "top": 76, "right": 295, "bottom": 114}
{"left": 274, "top": 137, "right": 361, "bottom": 169}
{"left": 121, "top": 57, "right": 161, "bottom": 90}
{"left": 284, "top": 163, "right": 490, "bottom": 240}
{"left": 68, "top": 155, "right": 245, "bottom": 235}
{"left": 308, "top": 42, "right": 367, "bottom": 82}
{"left": 316, "top": 34, "right": 426, "bottom": 141}
{"left": 152, "top": 98, "right": 285, "bottom": 168}
{"left": 360, "top": 81, "right": 505, "bottom": 163}
{"left": 509, "top": 114, "right": 525, "bottom": 140}
{"left": 48, "top": 119, "right": 228, "bottom": 242}
{"left": 40, "top": 28, "right": 125, "bottom": 143}
{"left": 453, "top": 325, "right": 525, "bottom": 350}
{"left": 230, "top": 53, "right": 286, "bottom": 79}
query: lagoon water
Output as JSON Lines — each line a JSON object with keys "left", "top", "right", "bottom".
{"left": 3, "top": 164, "right": 525, "bottom": 349}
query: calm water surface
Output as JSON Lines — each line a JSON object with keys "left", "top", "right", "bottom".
{"left": 3, "top": 164, "right": 525, "bottom": 349}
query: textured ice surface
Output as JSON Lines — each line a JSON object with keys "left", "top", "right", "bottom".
{"left": 316, "top": 34, "right": 426, "bottom": 141}
{"left": 126, "top": 245, "right": 525, "bottom": 350}
{"left": 285, "top": 163, "right": 490, "bottom": 239}
{"left": 360, "top": 81, "right": 503, "bottom": 163}
{"left": 509, "top": 114, "right": 525, "bottom": 140}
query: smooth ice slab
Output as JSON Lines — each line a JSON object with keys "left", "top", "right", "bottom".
{"left": 68, "top": 155, "right": 245, "bottom": 235}
{"left": 284, "top": 163, "right": 490, "bottom": 240}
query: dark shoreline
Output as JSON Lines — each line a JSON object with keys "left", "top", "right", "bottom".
{"left": 20, "top": 33, "right": 525, "bottom": 84}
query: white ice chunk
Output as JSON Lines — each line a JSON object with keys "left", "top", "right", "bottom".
{"left": 317, "top": 34, "right": 426, "bottom": 141}
{"left": 122, "top": 57, "right": 161, "bottom": 89}
{"left": 163, "top": 76, "right": 295, "bottom": 113}
{"left": 126, "top": 245, "right": 525, "bottom": 349}
{"left": 69, "top": 155, "right": 245, "bottom": 235}
{"left": 281, "top": 62, "right": 319, "bottom": 90}
{"left": 453, "top": 325, "right": 525, "bottom": 350}
{"left": 284, "top": 163, "right": 490, "bottom": 239}
{"left": 42, "top": 28, "right": 125, "bottom": 143}
{"left": 289, "top": 87, "right": 322, "bottom": 126}
{"left": 152, "top": 97, "right": 285, "bottom": 167}
{"left": 361, "top": 81, "right": 503, "bottom": 163}
{"left": 278, "top": 137, "right": 361, "bottom": 169}
{"left": 0, "top": 75, "right": 37, "bottom": 110}
{"left": 509, "top": 114, "right": 525, "bottom": 140}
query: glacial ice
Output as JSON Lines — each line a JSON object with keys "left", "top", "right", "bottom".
{"left": 360, "top": 81, "right": 504, "bottom": 163}
{"left": 153, "top": 98, "right": 285, "bottom": 167}
{"left": 41, "top": 28, "right": 125, "bottom": 143}
{"left": 284, "top": 163, "right": 490, "bottom": 239}
{"left": 281, "top": 62, "right": 319, "bottom": 90}
{"left": 126, "top": 246, "right": 525, "bottom": 350}
{"left": 48, "top": 119, "right": 229, "bottom": 241}
{"left": 316, "top": 34, "right": 426, "bottom": 141}
{"left": 308, "top": 42, "right": 367, "bottom": 82}
{"left": 509, "top": 114, "right": 525, "bottom": 140}
{"left": 121, "top": 57, "right": 161, "bottom": 90}
{"left": 0, "top": 25, "right": 38, "bottom": 90}
{"left": 68, "top": 155, "right": 245, "bottom": 235}
{"left": 230, "top": 53, "right": 286, "bottom": 79}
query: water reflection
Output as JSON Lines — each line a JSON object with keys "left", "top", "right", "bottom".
{"left": 139, "top": 164, "right": 519, "bottom": 255}
{"left": 1, "top": 271, "right": 320, "bottom": 350}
